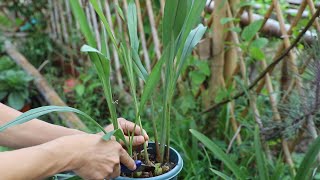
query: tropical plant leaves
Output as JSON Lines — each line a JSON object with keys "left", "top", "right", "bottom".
{"left": 190, "top": 129, "right": 248, "bottom": 179}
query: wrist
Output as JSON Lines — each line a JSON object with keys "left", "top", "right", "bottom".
{"left": 38, "top": 136, "right": 81, "bottom": 172}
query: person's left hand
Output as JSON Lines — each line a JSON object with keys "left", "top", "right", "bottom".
{"left": 104, "top": 118, "right": 149, "bottom": 146}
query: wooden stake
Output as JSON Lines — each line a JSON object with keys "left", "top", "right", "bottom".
{"left": 5, "top": 41, "right": 88, "bottom": 130}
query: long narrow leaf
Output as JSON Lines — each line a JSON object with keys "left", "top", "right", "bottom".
{"left": 0, "top": 106, "right": 105, "bottom": 133}
{"left": 81, "top": 45, "right": 118, "bottom": 129}
{"left": 132, "top": 49, "right": 148, "bottom": 81}
{"left": 138, "top": 45, "right": 172, "bottom": 115}
{"left": 190, "top": 129, "right": 248, "bottom": 179}
{"left": 69, "top": 0, "right": 96, "bottom": 47}
{"left": 127, "top": 1, "right": 139, "bottom": 52}
{"left": 162, "top": 0, "right": 187, "bottom": 48}
{"left": 175, "top": 24, "right": 207, "bottom": 81}
{"left": 89, "top": 0, "right": 118, "bottom": 49}
{"left": 176, "top": 0, "right": 207, "bottom": 53}
{"left": 295, "top": 136, "right": 320, "bottom": 180}
{"left": 254, "top": 126, "right": 268, "bottom": 180}
{"left": 210, "top": 169, "right": 232, "bottom": 180}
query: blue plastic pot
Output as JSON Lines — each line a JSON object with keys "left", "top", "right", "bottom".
{"left": 115, "top": 142, "right": 183, "bottom": 180}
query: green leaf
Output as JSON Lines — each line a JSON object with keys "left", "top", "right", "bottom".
{"left": 196, "top": 61, "right": 210, "bottom": 76}
{"left": 190, "top": 129, "right": 248, "bottom": 179}
{"left": 69, "top": 0, "right": 95, "bottom": 47}
{"left": 80, "top": 45, "right": 118, "bottom": 130}
{"left": 89, "top": 0, "right": 118, "bottom": 48}
{"left": 131, "top": 48, "right": 148, "bottom": 81}
{"left": 163, "top": 0, "right": 188, "bottom": 48}
{"left": 175, "top": 24, "right": 207, "bottom": 81}
{"left": 295, "top": 136, "right": 320, "bottom": 180}
{"left": 102, "top": 129, "right": 128, "bottom": 146}
{"left": 190, "top": 71, "right": 206, "bottom": 85}
{"left": 75, "top": 84, "right": 85, "bottom": 97}
{"left": 0, "top": 91, "right": 7, "bottom": 101}
{"left": 127, "top": 1, "right": 139, "bottom": 52}
{"left": 249, "top": 47, "right": 265, "bottom": 60}
{"left": 138, "top": 45, "right": 172, "bottom": 115}
{"left": 0, "top": 106, "right": 105, "bottom": 133}
{"left": 115, "top": 4, "right": 125, "bottom": 21}
{"left": 241, "top": 20, "right": 263, "bottom": 41}
{"left": 251, "top": 38, "right": 268, "bottom": 48}
{"left": 8, "top": 92, "right": 25, "bottom": 110}
{"left": 177, "top": 0, "right": 206, "bottom": 51}
{"left": 220, "top": 17, "right": 239, "bottom": 25}
{"left": 210, "top": 169, "right": 232, "bottom": 180}
{"left": 254, "top": 126, "right": 268, "bottom": 180}
{"left": 228, "top": 27, "right": 242, "bottom": 33}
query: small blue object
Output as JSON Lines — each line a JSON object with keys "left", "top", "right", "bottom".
{"left": 121, "top": 160, "right": 142, "bottom": 173}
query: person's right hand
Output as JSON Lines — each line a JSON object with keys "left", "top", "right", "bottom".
{"left": 49, "top": 134, "right": 136, "bottom": 179}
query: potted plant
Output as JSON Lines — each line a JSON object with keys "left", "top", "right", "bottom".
{"left": 0, "top": 0, "right": 207, "bottom": 179}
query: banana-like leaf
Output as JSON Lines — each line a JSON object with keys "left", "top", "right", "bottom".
{"left": 175, "top": 24, "right": 207, "bottom": 82}
{"left": 254, "top": 126, "right": 269, "bottom": 180}
{"left": 0, "top": 106, "right": 105, "bottom": 133}
{"left": 295, "top": 136, "right": 320, "bottom": 180}
{"left": 190, "top": 129, "right": 248, "bottom": 179}
{"left": 81, "top": 45, "right": 118, "bottom": 129}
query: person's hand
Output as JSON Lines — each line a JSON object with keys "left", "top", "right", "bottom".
{"left": 47, "top": 134, "right": 136, "bottom": 179}
{"left": 104, "top": 118, "right": 149, "bottom": 146}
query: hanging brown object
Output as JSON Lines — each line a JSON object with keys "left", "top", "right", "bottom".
{"left": 4, "top": 41, "right": 88, "bottom": 130}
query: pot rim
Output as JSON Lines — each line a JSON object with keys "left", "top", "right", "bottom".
{"left": 115, "top": 142, "right": 183, "bottom": 180}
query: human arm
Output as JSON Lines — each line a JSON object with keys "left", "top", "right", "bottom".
{"left": 0, "top": 134, "right": 136, "bottom": 180}
{"left": 0, "top": 103, "right": 85, "bottom": 148}
{"left": 0, "top": 103, "right": 148, "bottom": 148}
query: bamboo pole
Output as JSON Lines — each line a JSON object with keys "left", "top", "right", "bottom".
{"left": 208, "top": 0, "right": 226, "bottom": 104}
{"left": 105, "top": 0, "right": 124, "bottom": 89}
{"left": 64, "top": 0, "right": 76, "bottom": 77}
{"left": 135, "top": 0, "right": 151, "bottom": 72}
{"left": 57, "top": 0, "right": 69, "bottom": 44}
{"left": 48, "top": 0, "right": 57, "bottom": 39}
{"left": 306, "top": 0, "right": 320, "bottom": 31}
{"left": 145, "top": 0, "right": 161, "bottom": 60}
{"left": 5, "top": 41, "right": 88, "bottom": 130}
{"left": 53, "top": 0, "right": 62, "bottom": 42}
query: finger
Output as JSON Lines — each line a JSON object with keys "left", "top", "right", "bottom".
{"left": 118, "top": 118, "right": 149, "bottom": 140}
{"left": 120, "top": 149, "right": 136, "bottom": 171}
{"left": 125, "top": 135, "right": 146, "bottom": 146}
{"left": 110, "top": 164, "right": 121, "bottom": 179}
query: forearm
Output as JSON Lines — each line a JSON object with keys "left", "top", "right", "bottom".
{"left": 0, "top": 103, "right": 85, "bottom": 148}
{"left": 0, "top": 139, "right": 75, "bottom": 180}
